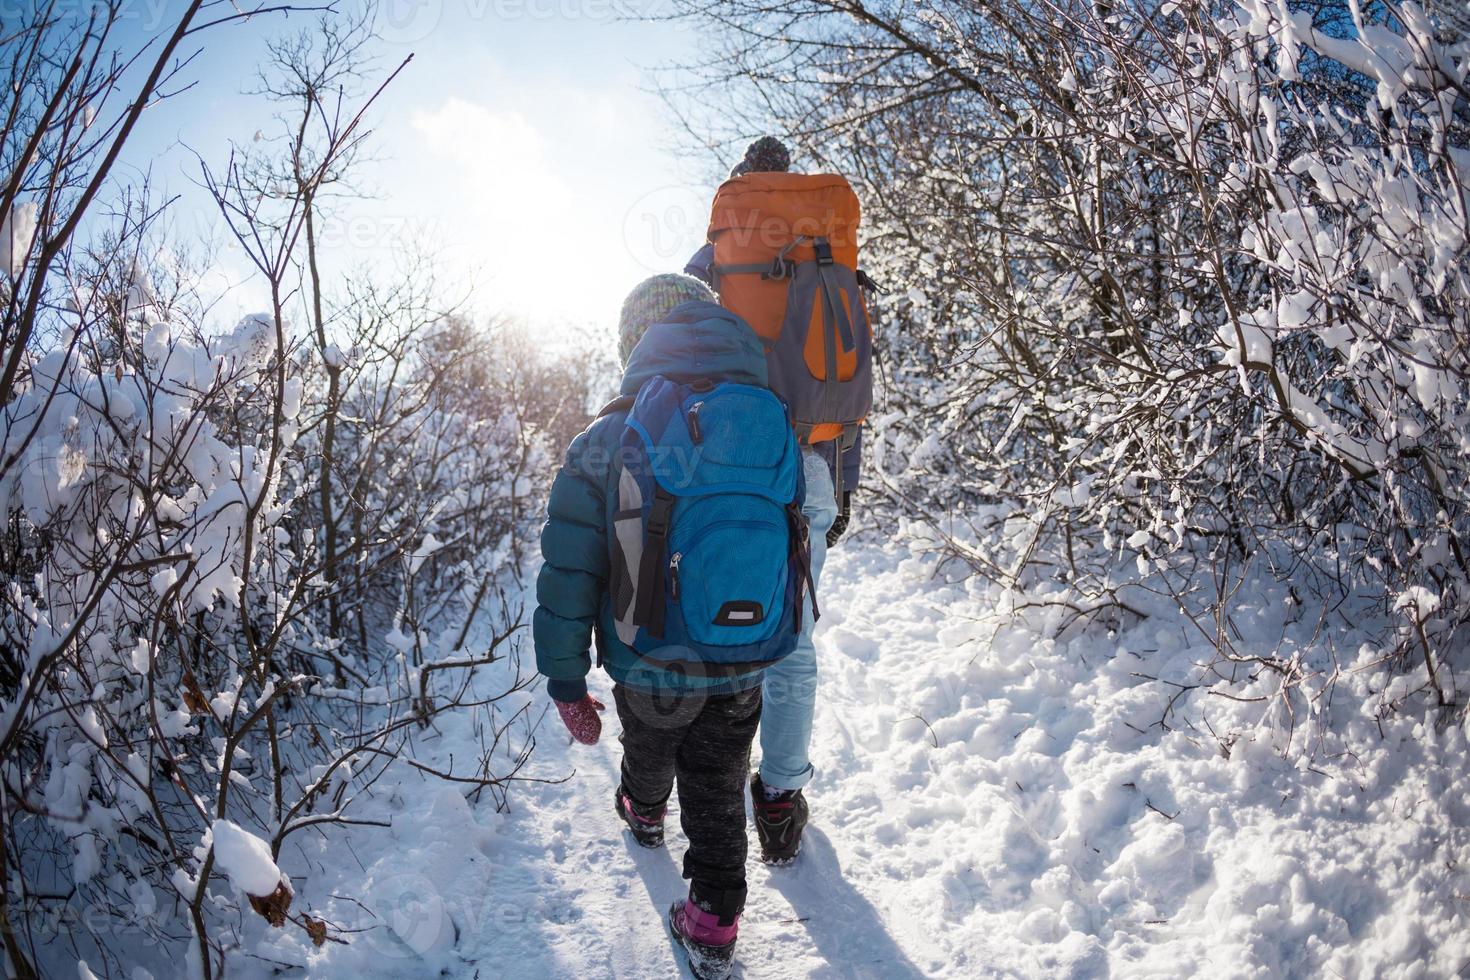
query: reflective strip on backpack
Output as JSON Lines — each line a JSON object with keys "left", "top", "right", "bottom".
{"left": 612, "top": 465, "right": 644, "bottom": 646}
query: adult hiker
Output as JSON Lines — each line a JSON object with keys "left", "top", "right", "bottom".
{"left": 685, "top": 136, "right": 875, "bottom": 864}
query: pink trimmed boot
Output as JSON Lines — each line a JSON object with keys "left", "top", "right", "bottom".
{"left": 668, "top": 897, "right": 739, "bottom": 980}
{"left": 615, "top": 787, "right": 666, "bottom": 848}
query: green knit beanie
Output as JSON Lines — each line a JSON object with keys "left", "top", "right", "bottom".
{"left": 617, "top": 274, "right": 716, "bottom": 366}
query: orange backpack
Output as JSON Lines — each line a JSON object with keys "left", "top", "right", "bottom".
{"left": 707, "top": 173, "right": 875, "bottom": 467}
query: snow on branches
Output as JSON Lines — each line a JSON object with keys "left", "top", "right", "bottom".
{"left": 673, "top": 0, "right": 1469, "bottom": 712}
{"left": 0, "top": 10, "right": 586, "bottom": 979}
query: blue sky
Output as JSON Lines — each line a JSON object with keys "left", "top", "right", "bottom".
{"left": 113, "top": 0, "right": 732, "bottom": 336}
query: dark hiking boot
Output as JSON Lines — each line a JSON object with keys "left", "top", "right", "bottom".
{"left": 668, "top": 898, "right": 738, "bottom": 980}
{"left": 615, "top": 787, "right": 666, "bottom": 848}
{"left": 750, "top": 772, "right": 808, "bottom": 865}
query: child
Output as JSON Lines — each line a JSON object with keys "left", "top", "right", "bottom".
{"left": 534, "top": 273, "right": 804, "bottom": 980}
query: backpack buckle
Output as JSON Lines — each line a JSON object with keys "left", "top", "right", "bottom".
{"left": 763, "top": 236, "right": 807, "bottom": 281}
{"left": 645, "top": 488, "right": 675, "bottom": 539}
{"left": 813, "top": 238, "right": 834, "bottom": 266}
{"left": 762, "top": 256, "right": 796, "bottom": 281}
{"left": 787, "top": 502, "right": 810, "bottom": 545}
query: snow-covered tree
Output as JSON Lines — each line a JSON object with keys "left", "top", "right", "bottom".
{"left": 673, "top": 0, "right": 1469, "bottom": 709}
{"left": 0, "top": 8, "right": 587, "bottom": 977}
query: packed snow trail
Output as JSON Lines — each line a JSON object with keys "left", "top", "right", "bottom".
{"left": 243, "top": 541, "right": 1470, "bottom": 979}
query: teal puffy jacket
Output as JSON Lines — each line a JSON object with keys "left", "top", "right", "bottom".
{"left": 533, "top": 301, "right": 772, "bottom": 702}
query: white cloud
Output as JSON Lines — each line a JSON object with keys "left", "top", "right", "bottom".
{"left": 388, "top": 88, "right": 715, "bottom": 331}
{"left": 410, "top": 97, "right": 575, "bottom": 235}
{"left": 404, "top": 96, "right": 628, "bottom": 326}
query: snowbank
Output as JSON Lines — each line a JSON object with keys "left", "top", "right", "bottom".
{"left": 229, "top": 540, "right": 1469, "bottom": 979}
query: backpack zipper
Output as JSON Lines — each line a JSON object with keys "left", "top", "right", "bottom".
{"left": 665, "top": 517, "right": 788, "bottom": 606}
{"left": 686, "top": 402, "right": 703, "bottom": 443}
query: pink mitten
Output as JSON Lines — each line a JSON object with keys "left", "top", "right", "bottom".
{"left": 555, "top": 695, "right": 605, "bottom": 745}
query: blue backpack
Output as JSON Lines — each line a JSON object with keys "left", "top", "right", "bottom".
{"left": 602, "top": 375, "right": 815, "bottom": 675}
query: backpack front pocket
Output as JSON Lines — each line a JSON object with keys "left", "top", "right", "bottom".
{"left": 668, "top": 500, "right": 788, "bottom": 649}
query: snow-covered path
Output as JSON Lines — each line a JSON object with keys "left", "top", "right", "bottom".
{"left": 371, "top": 544, "right": 959, "bottom": 979}
{"left": 252, "top": 541, "right": 1470, "bottom": 979}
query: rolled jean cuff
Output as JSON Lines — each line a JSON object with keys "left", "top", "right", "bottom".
{"left": 757, "top": 760, "right": 814, "bottom": 792}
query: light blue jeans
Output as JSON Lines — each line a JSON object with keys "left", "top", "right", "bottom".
{"left": 759, "top": 447, "right": 838, "bottom": 791}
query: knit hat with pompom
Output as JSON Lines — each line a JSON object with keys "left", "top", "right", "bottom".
{"left": 729, "top": 136, "right": 791, "bottom": 177}
{"left": 617, "top": 274, "right": 717, "bottom": 366}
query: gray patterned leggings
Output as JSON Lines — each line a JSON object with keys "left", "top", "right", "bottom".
{"left": 613, "top": 683, "right": 762, "bottom": 919}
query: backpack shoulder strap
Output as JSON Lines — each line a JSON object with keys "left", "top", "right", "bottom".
{"left": 632, "top": 485, "right": 676, "bottom": 639}
{"left": 597, "top": 394, "right": 636, "bottom": 419}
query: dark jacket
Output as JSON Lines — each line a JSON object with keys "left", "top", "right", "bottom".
{"left": 685, "top": 244, "right": 863, "bottom": 491}
{"left": 533, "top": 301, "right": 774, "bottom": 702}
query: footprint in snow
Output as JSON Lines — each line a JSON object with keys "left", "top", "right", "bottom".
{"left": 827, "top": 625, "right": 880, "bottom": 663}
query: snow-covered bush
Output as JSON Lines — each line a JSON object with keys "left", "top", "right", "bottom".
{"left": 0, "top": 9, "right": 592, "bottom": 978}
{"left": 675, "top": 0, "right": 1468, "bottom": 710}
{"left": 0, "top": 295, "right": 569, "bottom": 979}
